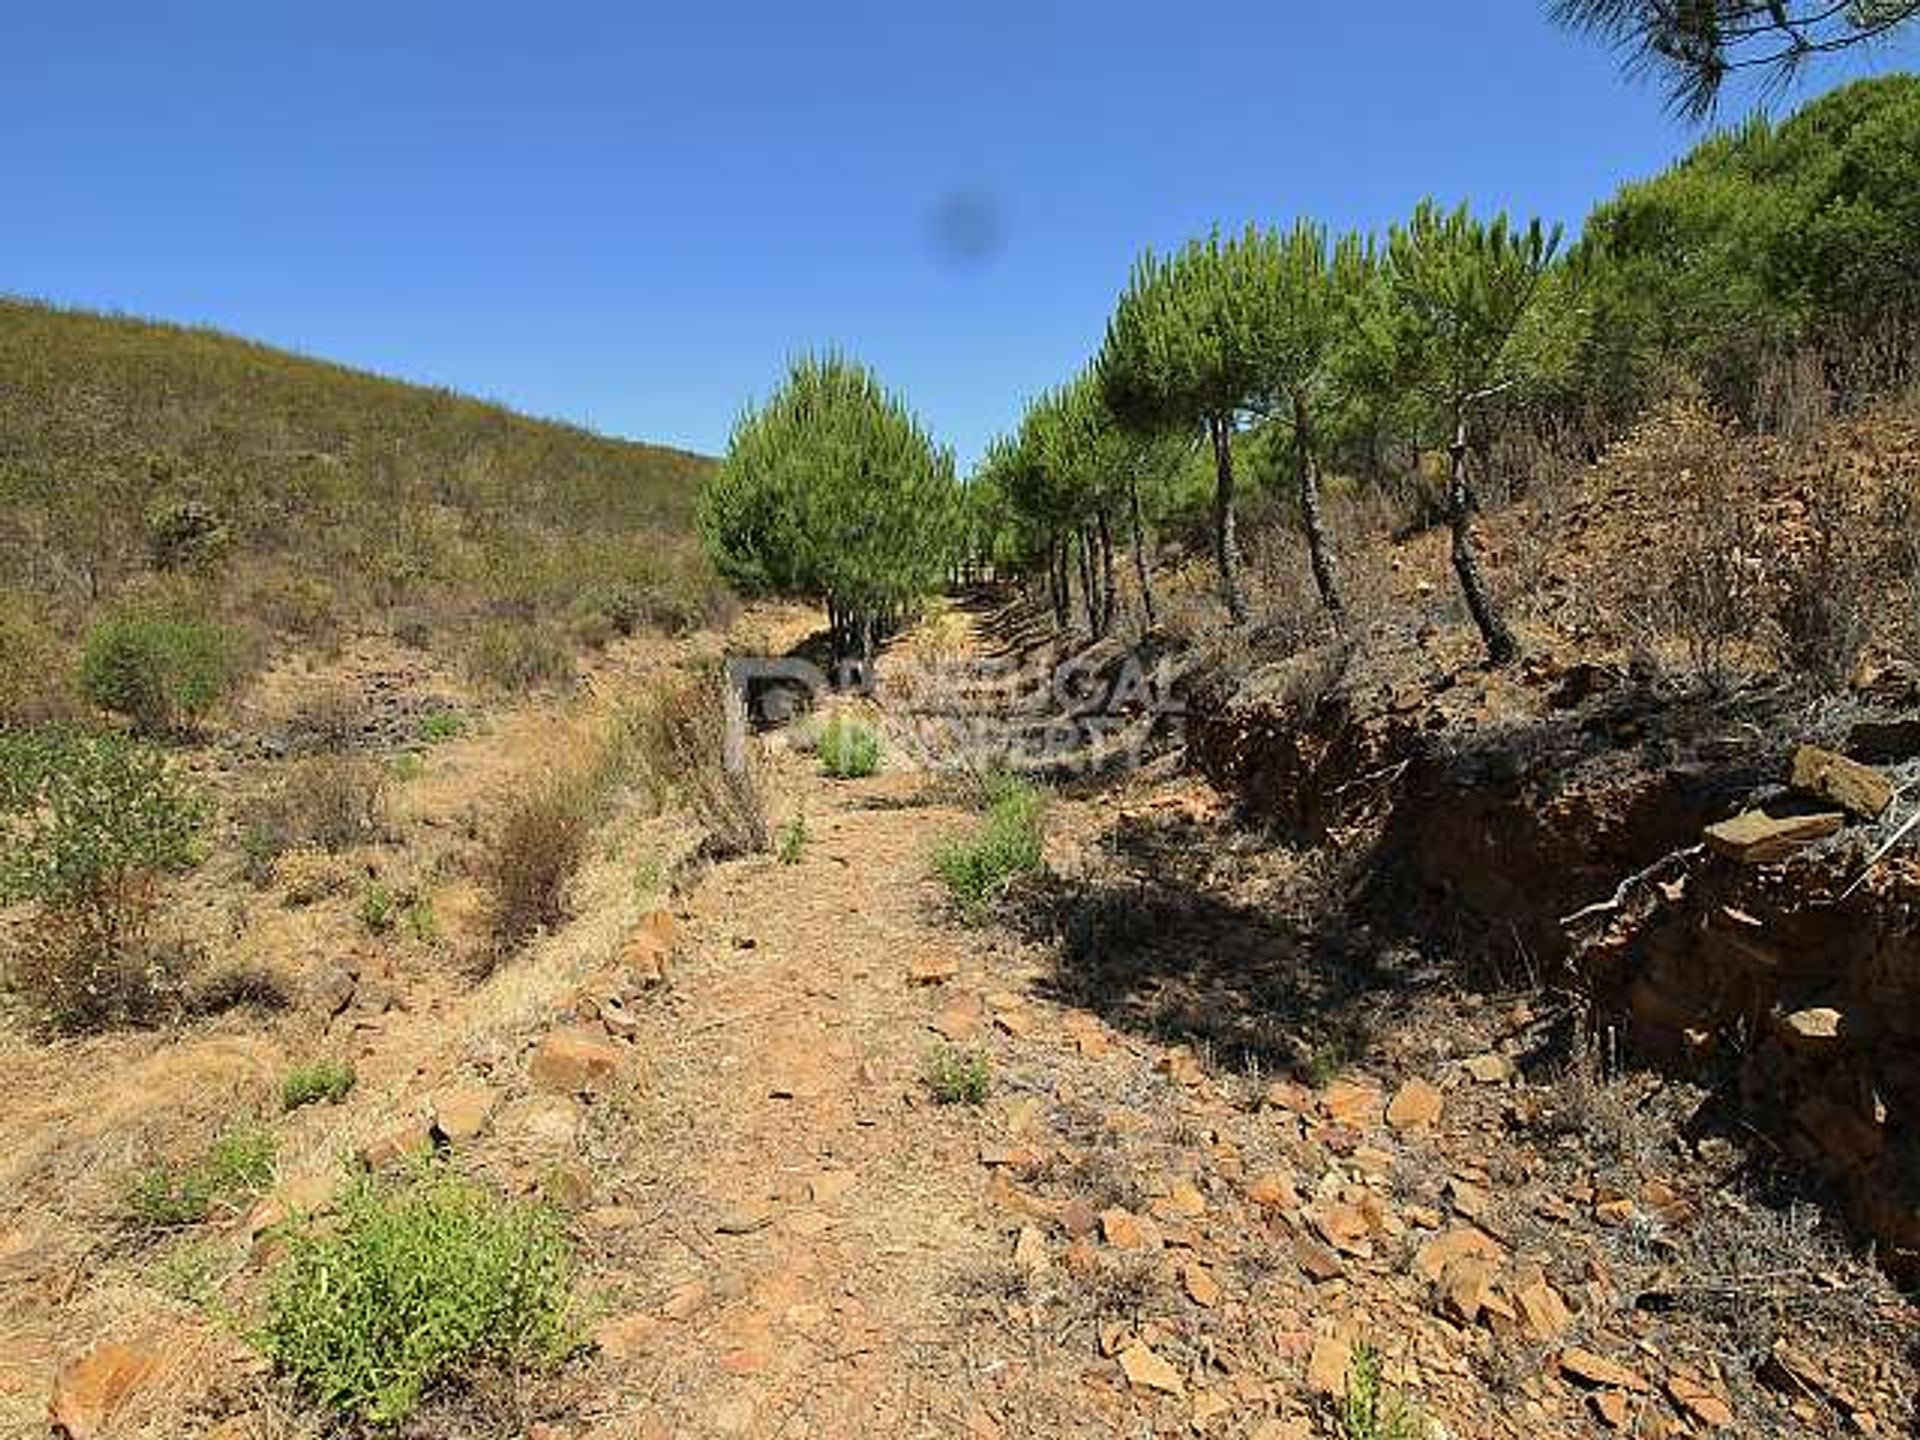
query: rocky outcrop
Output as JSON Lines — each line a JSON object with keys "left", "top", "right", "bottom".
{"left": 1192, "top": 642, "right": 1920, "bottom": 1272}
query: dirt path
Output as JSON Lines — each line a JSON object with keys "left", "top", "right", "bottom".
{"left": 2, "top": 599, "right": 1913, "bottom": 1440}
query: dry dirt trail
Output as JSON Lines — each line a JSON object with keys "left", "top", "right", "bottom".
{"left": 3, "top": 597, "right": 1912, "bottom": 1440}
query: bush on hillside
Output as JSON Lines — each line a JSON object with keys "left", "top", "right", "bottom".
{"left": 0, "top": 599, "right": 79, "bottom": 730}
{"left": 462, "top": 621, "right": 576, "bottom": 695}
{"left": 259, "top": 1168, "right": 575, "bottom": 1427}
{"left": 78, "top": 611, "right": 239, "bottom": 735}
{"left": 238, "top": 755, "right": 389, "bottom": 883}
{"left": 818, "top": 715, "right": 883, "bottom": 779}
{"left": 0, "top": 729, "right": 206, "bottom": 1032}
{"left": 479, "top": 773, "right": 592, "bottom": 961}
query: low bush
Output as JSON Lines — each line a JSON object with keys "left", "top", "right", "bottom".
{"left": 128, "top": 1124, "right": 276, "bottom": 1229}
{"left": 462, "top": 622, "right": 575, "bottom": 695}
{"left": 933, "top": 776, "right": 1046, "bottom": 921}
{"left": 1339, "top": 1342, "right": 1424, "bottom": 1440}
{"left": 238, "top": 755, "right": 389, "bottom": 882}
{"left": 0, "top": 729, "right": 206, "bottom": 1033}
{"left": 258, "top": 1168, "right": 575, "bottom": 1427}
{"left": 479, "top": 773, "right": 592, "bottom": 958}
{"left": 925, "top": 1043, "right": 991, "bottom": 1105}
{"left": 635, "top": 671, "right": 770, "bottom": 858}
{"left": 286, "top": 682, "right": 368, "bottom": 754}
{"left": 78, "top": 611, "right": 239, "bottom": 735}
{"left": 777, "top": 810, "right": 809, "bottom": 864}
{"left": 282, "top": 1059, "right": 356, "bottom": 1111}
{"left": 818, "top": 715, "right": 882, "bottom": 779}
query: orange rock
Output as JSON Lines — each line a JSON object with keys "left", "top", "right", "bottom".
{"left": 1118, "top": 1342, "right": 1184, "bottom": 1395}
{"left": 1561, "top": 1347, "right": 1649, "bottom": 1392}
{"left": 1245, "top": 1171, "right": 1300, "bottom": 1213}
{"left": 1386, "top": 1077, "right": 1444, "bottom": 1131}
{"left": 908, "top": 954, "right": 959, "bottom": 984}
{"left": 1181, "top": 1260, "right": 1221, "bottom": 1308}
{"left": 1515, "top": 1279, "right": 1573, "bottom": 1340}
{"left": 1436, "top": 1255, "right": 1495, "bottom": 1324}
{"left": 593, "top": 1313, "right": 664, "bottom": 1360}
{"left": 1666, "top": 1371, "right": 1735, "bottom": 1429}
{"left": 1590, "top": 1389, "right": 1630, "bottom": 1428}
{"left": 1322, "top": 1080, "right": 1384, "bottom": 1128}
{"left": 1412, "top": 1227, "right": 1502, "bottom": 1284}
{"left": 529, "top": 1027, "right": 623, "bottom": 1092}
{"left": 429, "top": 1082, "right": 497, "bottom": 1142}
{"left": 49, "top": 1343, "right": 159, "bottom": 1439}
{"left": 1099, "top": 1207, "right": 1161, "bottom": 1251}
{"left": 1306, "top": 1335, "right": 1349, "bottom": 1397}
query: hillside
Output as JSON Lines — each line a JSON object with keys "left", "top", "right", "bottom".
{"left": 0, "top": 298, "right": 722, "bottom": 718}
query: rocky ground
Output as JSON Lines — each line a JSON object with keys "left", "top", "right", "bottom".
{"left": 2, "top": 594, "right": 1916, "bottom": 1440}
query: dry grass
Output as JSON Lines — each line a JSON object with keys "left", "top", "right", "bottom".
{"left": 477, "top": 770, "right": 594, "bottom": 962}
{"left": 238, "top": 756, "right": 389, "bottom": 881}
{"left": 634, "top": 670, "right": 771, "bottom": 859}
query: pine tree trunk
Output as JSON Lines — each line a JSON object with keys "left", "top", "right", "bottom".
{"left": 1447, "top": 412, "right": 1518, "bottom": 667}
{"left": 1059, "top": 537, "right": 1075, "bottom": 629}
{"left": 1096, "top": 507, "right": 1118, "bottom": 638}
{"left": 1293, "top": 392, "right": 1344, "bottom": 622}
{"left": 1128, "top": 475, "right": 1157, "bottom": 631}
{"left": 1208, "top": 415, "right": 1250, "bottom": 624}
{"left": 1078, "top": 528, "right": 1099, "bottom": 635}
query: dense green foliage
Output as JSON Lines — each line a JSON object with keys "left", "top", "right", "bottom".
{"left": 259, "top": 1169, "right": 575, "bottom": 1427}
{"left": 282, "top": 1059, "right": 358, "bottom": 1111}
{"left": 0, "top": 729, "right": 205, "bottom": 908}
{"left": 969, "top": 76, "right": 1919, "bottom": 660}
{"left": 78, "top": 611, "right": 240, "bottom": 734}
{"left": 1573, "top": 74, "right": 1920, "bottom": 414}
{"left": 699, "top": 353, "right": 961, "bottom": 664}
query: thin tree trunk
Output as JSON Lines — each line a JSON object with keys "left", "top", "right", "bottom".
{"left": 1208, "top": 414, "right": 1249, "bottom": 624}
{"left": 1059, "top": 537, "right": 1075, "bottom": 629}
{"left": 1096, "top": 506, "right": 1118, "bottom": 638}
{"left": 1292, "top": 392, "right": 1344, "bottom": 622}
{"left": 1447, "top": 412, "right": 1518, "bottom": 667}
{"left": 1078, "top": 527, "right": 1099, "bottom": 635}
{"left": 1128, "top": 475, "right": 1157, "bottom": 631}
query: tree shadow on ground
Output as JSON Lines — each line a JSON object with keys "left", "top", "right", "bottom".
{"left": 1005, "top": 806, "right": 1454, "bottom": 1082}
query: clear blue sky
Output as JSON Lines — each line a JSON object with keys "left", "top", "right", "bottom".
{"left": 6, "top": 3, "right": 1914, "bottom": 468}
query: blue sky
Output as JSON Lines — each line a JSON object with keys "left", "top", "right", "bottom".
{"left": 6, "top": 4, "right": 1914, "bottom": 468}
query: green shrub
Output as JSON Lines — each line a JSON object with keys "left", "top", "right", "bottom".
{"left": 0, "top": 730, "right": 206, "bottom": 1032}
{"left": 818, "top": 715, "right": 882, "bottom": 779}
{"left": 777, "top": 810, "right": 809, "bottom": 865}
{"left": 932, "top": 777, "right": 1045, "bottom": 921}
{"left": 358, "top": 883, "right": 397, "bottom": 934}
{"left": 462, "top": 622, "right": 575, "bottom": 694}
{"left": 258, "top": 1168, "right": 575, "bottom": 1427}
{"left": 78, "top": 612, "right": 238, "bottom": 735}
{"left": 128, "top": 1124, "right": 276, "bottom": 1229}
{"left": 282, "top": 1059, "right": 356, "bottom": 1111}
{"left": 1339, "top": 1342, "right": 1424, "bottom": 1440}
{"left": 418, "top": 710, "right": 465, "bottom": 745}
{"left": 925, "top": 1043, "right": 991, "bottom": 1105}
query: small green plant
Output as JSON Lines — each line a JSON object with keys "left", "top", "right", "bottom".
{"left": 932, "top": 776, "right": 1045, "bottom": 921}
{"left": 925, "top": 1043, "right": 991, "bottom": 1105}
{"left": 78, "top": 611, "right": 238, "bottom": 735}
{"left": 258, "top": 1168, "right": 576, "bottom": 1427}
{"left": 128, "top": 1124, "right": 276, "bottom": 1229}
{"left": 402, "top": 893, "right": 439, "bottom": 945}
{"left": 0, "top": 729, "right": 206, "bottom": 1033}
{"left": 282, "top": 1059, "right": 357, "bottom": 1112}
{"left": 418, "top": 711, "right": 465, "bottom": 745}
{"left": 1339, "top": 1342, "right": 1424, "bottom": 1440}
{"left": 777, "top": 809, "right": 809, "bottom": 864}
{"left": 358, "top": 882, "right": 397, "bottom": 933}
{"left": 818, "top": 715, "right": 882, "bottom": 778}
{"left": 388, "top": 752, "right": 425, "bottom": 783}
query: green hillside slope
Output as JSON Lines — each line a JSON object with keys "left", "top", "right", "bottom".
{"left": 0, "top": 298, "right": 723, "bottom": 715}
